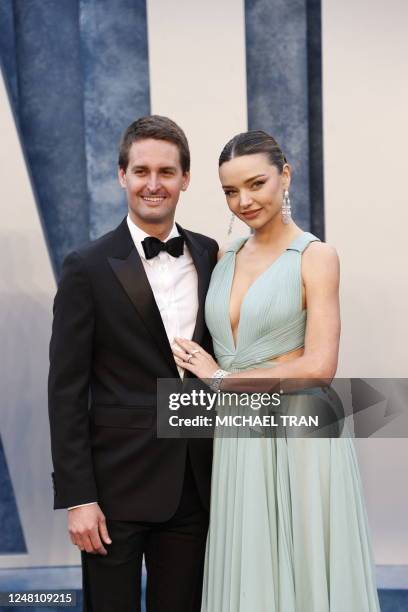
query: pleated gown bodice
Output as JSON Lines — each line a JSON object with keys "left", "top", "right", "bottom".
{"left": 205, "top": 232, "right": 318, "bottom": 372}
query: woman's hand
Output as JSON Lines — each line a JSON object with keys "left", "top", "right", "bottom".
{"left": 172, "top": 338, "right": 219, "bottom": 379}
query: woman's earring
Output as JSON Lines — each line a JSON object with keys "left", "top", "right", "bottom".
{"left": 227, "top": 213, "right": 235, "bottom": 236}
{"left": 282, "top": 190, "right": 292, "bottom": 224}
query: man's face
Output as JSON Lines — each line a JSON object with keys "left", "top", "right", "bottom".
{"left": 118, "top": 139, "right": 190, "bottom": 227}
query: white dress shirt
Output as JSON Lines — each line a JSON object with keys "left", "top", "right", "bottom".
{"left": 68, "top": 215, "right": 199, "bottom": 510}
{"left": 127, "top": 215, "right": 199, "bottom": 370}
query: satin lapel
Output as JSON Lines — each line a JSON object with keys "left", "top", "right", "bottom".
{"left": 178, "top": 226, "right": 212, "bottom": 345}
{"left": 108, "top": 247, "right": 179, "bottom": 377}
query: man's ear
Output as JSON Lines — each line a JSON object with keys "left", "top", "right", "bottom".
{"left": 118, "top": 167, "right": 127, "bottom": 188}
{"left": 181, "top": 171, "right": 191, "bottom": 191}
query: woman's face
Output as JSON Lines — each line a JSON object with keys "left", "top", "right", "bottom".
{"left": 219, "top": 153, "right": 291, "bottom": 231}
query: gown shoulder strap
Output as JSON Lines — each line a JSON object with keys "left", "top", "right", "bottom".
{"left": 287, "top": 232, "right": 321, "bottom": 254}
{"left": 224, "top": 236, "right": 249, "bottom": 254}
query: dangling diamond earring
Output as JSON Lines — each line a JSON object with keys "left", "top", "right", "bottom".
{"left": 281, "top": 190, "right": 292, "bottom": 224}
{"left": 227, "top": 213, "right": 235, "bottom": 236}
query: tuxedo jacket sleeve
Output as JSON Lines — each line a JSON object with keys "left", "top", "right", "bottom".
{"left": 48, "top": 251, "right": 98, "bottom": 508}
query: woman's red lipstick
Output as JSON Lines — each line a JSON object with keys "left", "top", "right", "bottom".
{"left": 241, "top": 209, "right": 262, "bottom": 219}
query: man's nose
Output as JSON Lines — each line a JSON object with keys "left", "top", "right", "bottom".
{"left": 147, "top": 174, "right": 161, "bottom": 192}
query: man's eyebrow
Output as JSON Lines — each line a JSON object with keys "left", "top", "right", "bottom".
{"left": 222, "top": 174, "right": 267, "bottom": 189}
{"left": 129, "top": 164, "right": 177, "bottom": 171}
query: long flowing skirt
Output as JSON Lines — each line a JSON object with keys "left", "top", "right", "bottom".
{"left": 201, "top": 431, "right": 380, "bottom": 612}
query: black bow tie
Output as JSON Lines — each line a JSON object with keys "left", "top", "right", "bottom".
{"left": 142, "top": 235, "right": 184, "bottom": 260}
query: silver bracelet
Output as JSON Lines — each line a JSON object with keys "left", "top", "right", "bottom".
{"left": 209, "top": 368, "right": 230, "bottom": 392}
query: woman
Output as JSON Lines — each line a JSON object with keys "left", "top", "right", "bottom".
{"left": 172, "top": 131, "right": 380, "bottom": 611}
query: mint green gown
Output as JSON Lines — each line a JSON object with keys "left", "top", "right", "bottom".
{"left": 202, "top": 233, "right": 380, "bottom": 612}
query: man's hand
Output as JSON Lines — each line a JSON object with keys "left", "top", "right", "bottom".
{"left": 68, "top": 503, "right": 112, "bottom": 555}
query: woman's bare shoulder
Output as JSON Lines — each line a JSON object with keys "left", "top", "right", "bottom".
{"left": 304, "top": 240, "right": 338, "bottom": 262}
{"left": 217, "top": 236, "right": 249, "bottom": 261}
{"left": 302, "top": 241, "right": 340, "bottom": 284}
{"left": 217, "top": 241, "right": 235, "bottom": 261}
{"left": 217, "top": 245, "right": 226, "bottom": 262}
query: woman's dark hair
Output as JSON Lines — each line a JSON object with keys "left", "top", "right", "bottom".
{"left": 118, "top": 115, "right": 190, "bottom": 173}
{"left": 219, "top": 130, "right": 287, "bottom": 172}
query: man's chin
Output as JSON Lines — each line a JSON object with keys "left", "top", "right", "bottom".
{"left": 130, "top": 209, "right": 176, "bottom": 226}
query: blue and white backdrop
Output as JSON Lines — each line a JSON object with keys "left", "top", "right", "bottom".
{"left": 0, "top": 0, "right": 407, "bottom": 576}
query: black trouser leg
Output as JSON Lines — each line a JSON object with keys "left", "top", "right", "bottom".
{"left": 82, "top": 520, "right": 145, "bottom": 612}
{"left": 144, "top": 458, "right": 208, "bottom": 612}
{"left": 82, "top": 454, "right": 208, "bottom": 612}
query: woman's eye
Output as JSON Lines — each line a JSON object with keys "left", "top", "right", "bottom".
{"left": 224, "top": 190, "right": 236, "bottom": 197}
{"left": 252, "top": 180, "right": 265, "bottom": 188}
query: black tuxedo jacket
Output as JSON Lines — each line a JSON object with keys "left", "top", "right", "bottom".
{"left": 48, "top": 217, "right": 218, "bottom": 521}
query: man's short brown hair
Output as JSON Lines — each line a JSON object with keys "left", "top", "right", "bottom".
{"left": 118, "top": 115, "right": 190, "bottom": 173}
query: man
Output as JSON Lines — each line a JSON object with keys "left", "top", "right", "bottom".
{"left": 48, "top": 115, "right": 218, "bottom": 611}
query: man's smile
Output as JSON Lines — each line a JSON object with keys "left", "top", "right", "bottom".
{"left": 140, "top": 195, "right": 166, "bottom": 203}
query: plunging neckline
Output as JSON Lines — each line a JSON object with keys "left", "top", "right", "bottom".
{"left": 227, "top": 233, "right": 304, "bottom": 351}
